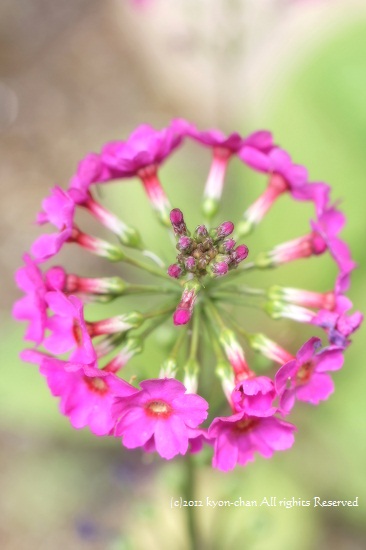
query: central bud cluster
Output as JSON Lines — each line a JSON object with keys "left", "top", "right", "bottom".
{"left": 168, "top": 208, "right": 249, "bottom": 280}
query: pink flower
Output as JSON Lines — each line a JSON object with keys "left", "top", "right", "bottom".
{"left": 68, "top": 153, "right": 115, "bottom": 202}
{"left": 275, "top": 337, "right": 344, "bottom": 414}
{"left": 112, "top": 378, "right": 208, "bottom": 459}
{"left": 312, "top": 299, "right": 363, "bottom": 348}
{"left": 232, "top": 376, "right": 277, "bottom": 416}
{"left": 101, "top": 124, "right": 181, "bottom": 225}
{"left": 21, "top": 350, "right": 137, "bottom": 436}
{"left": 101, "top": 124, "right": 182, "bottom": 177}
{"left": 31, "top": 186, "right": 75, "bottom": 261}
{"left": 310, "top": 206, "right": 356, "bottom": 277}
{"left": 13, "top": 255, "right": 65, "bottom": 344}
{"left": 259, "top": 206, "right": 355, "bottom": 269}
{"left": 43, "top": 291, "right": 95, "bottom": 363}
{"left": 181, "top": 121, "right": 273, "bottom": 154}
{"left": 209, "top": 411, "right": 296, "bottom": 472}
{"left": 239, "top": 146, "right": 308, "bottom": 190}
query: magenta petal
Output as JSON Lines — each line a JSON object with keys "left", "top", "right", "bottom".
{"left": 275, "top": 360, "right": 297, "bottom": 394}
{"left": 315, "top": 349, "right": 344, "bottom": 372}
{"left": 154, "top": 415, "right": 188, "bottom": 459}
{"left": 212, "top": 430, "right": 239, "bottom": 472}
{"left": 239, "top": 147, "right": 270, "bottom": 172}
{"left": 139, "top": 378, "right": 186, "bottom": 400}
{"left": 13, "top": 295, "right": 46, "bottom": 344}
{"left": 254, "top": 417, "right": 296, "bottom": 451}
{"left": 296, "top": 373, "right": 334, "bottom": 404}
{"left": 68, "top": 403, "right": 91, "bottom": 429}
{"left": 118, "top": 409, "right": 156, "bottom": 447}
{"left": 31, "top": 230, "right": 71, "bottom": 261}
{"left": 279, "top": 390, "right": 296, "bottom": 415}
{"left": 171, "top": 393, "right": 208, "bottom": 427}
{"left": 88, "top": 406, "right": 114, "bottom": 436}
{"left": 296, "top": 337, "right": 322, "bottom": 363}
{"left": 45, "top": 290, "right": 77, "bottom": 316}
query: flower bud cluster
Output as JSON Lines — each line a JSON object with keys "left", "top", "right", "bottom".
{"left": 168, "top": 209, "right": 248, "bottom": 280}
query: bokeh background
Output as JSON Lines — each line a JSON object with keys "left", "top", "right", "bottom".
{"left": 1, "top": 0, "right": 366, "bottom": 548}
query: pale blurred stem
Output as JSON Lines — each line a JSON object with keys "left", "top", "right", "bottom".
{"left": 202, "top": 312, "right": 229, "bottom": 419}
{"left": 184, "top": 454, "right": 200, "bottom": 550}
{"left": 122, "top": 254, "right": 177, "bottom": 283}
{"left": 141, "top": 248, "right": 166, "bottom": 268}
{"left": 189, "top": 306, "right": 201, "bottom": 361}
{"left": 170, "top": 325, "right": 188, "bottom": 360}
{"left": 210, "top": 292, "right": 264, "bottom": 309}
{"left": 216, "top": 304, "right": 251, "bottom": 341}
{"left": 208, "top": 261, "right": 257, "bottom": 288}
{"left": 126, "top": 284, "right": 180, "bottom": 295}
{"left": 142, "top": 304, "right": 178, "bottom": 320}
{"left": 204, "top": 297, "right": 226, "bottom": 334}
{"left": 136, "top": 307, "right": 175, "bottom": 340}
{"left": 213, "top": 285, "right": 266, "bottom": 297}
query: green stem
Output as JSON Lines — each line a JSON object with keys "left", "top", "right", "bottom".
{"left": 184, "top": 455, "right": 200, "bottom": 550}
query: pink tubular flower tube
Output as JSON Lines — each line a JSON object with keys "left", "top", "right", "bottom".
{"left": 14, "top": 118, "right": 361, "bottom": 471}
{"left": 112, "top": 378, "right": 208, "bottom": 459}
{"left": 181, "top": 123, "right": 274, "bottom": 218}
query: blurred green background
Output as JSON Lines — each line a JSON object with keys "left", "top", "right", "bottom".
{"left": 1, "top": 1, "right": 366, "bottom": 549}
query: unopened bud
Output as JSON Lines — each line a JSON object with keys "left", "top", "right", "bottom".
{"left": 216, "top": 221, "right": 234, "bottom": 239}
{"left": 173, "top": 309, "right": 192, "bottom": 325}
{"left": 167, "top": 264, "right": 183, "bottom": 279}
{"left": 185, "top": 256, "right": 196, "bottom": 271}
{"left": 170, "top": 208, "right": 188, "bottom": 236}
{"left": 211, "top": 221, "right": 234, "bottom": 241}
{"left": 231, "top": 244, "right": 249, "bottom": 266}
{"left": 209, "top": 261, "right": 229, "bottom": 277}
{"left": 177, "top": 236, "right": 192, "bottom": 251}
{"left": 219, "top": 238, "right": 236, "bottom": 253}
{"left": 194, "top": 225, "right": 209, "bottom": 242}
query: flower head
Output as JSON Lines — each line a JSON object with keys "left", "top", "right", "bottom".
{"left": 15, "top": 119, "right": 361, "bottom": 471}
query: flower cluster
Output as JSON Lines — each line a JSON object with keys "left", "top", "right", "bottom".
{"left": 14, "top": 120, "right": 362, "bottom": 471}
